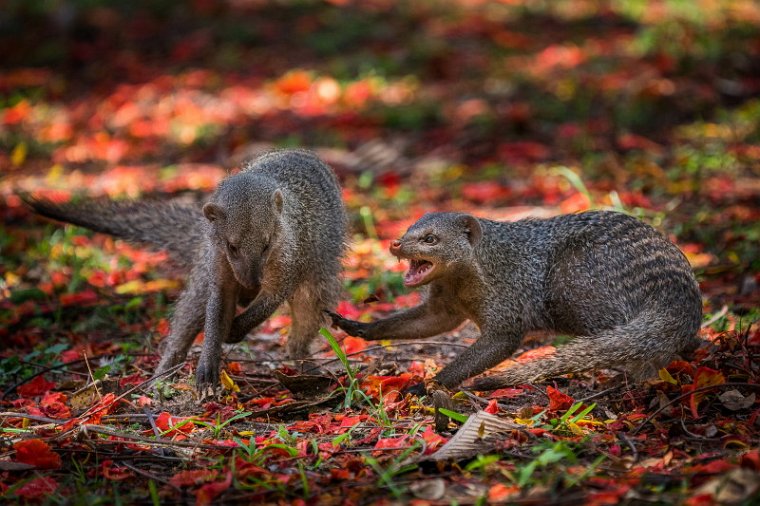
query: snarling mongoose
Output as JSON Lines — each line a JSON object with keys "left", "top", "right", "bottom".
{"left": 22, "top": 149, "right": 347, "bottom": 389}
{"left": 329, "top": 211, "right": 702, "bottom": 390}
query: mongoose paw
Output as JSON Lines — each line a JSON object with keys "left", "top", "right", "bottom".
{"left": 195, "top": 358, "right": 220, "bottom": 394}
{"left": 324, "top": 310, "right": 368, "bottom": 339}
{"left": 468, "top": 375, "right": 506, "bottom": 392}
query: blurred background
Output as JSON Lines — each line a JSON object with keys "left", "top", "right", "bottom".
{"left": 1, "top": 0, "right": 759, "bottom": 327}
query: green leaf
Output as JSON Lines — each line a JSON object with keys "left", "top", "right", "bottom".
{"left": 437, "top": 408, "right": 469, "bottom": 423}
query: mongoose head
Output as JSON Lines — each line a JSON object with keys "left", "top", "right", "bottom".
{"left": 202, "top": 178, "right": 284, "bottom": 293}
{"left": 391, "top": 212, "right": 482, "bottom": 287}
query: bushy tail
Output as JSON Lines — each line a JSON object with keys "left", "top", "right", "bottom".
{"left": 20, "top": 194, "right": 205, "bottom": 268}
{"left": 472, "top": 308, "right": 701, "bottom": 390}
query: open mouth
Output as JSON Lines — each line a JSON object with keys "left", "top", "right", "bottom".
{"left": 404, "top": 259, "right": 434, "bottom": 286}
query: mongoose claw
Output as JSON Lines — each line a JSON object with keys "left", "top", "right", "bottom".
{"left": 324, "top": 310, "right": 368, "bottom": 338}
{"left": 194, "top": 359, "right": 220, "bottom": 394}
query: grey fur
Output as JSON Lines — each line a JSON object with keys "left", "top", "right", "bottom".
{"left": 22, "top": 149, "right": 347, "bottom": 389}
{"left": 329, "top": 211, "right": 702, "bottom": 390}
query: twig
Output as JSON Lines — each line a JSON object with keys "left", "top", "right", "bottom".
{"left": 79, "top": 424, "right": 235, "bottom": 451}
{"left": 0, "top": 412, "right": 66, "bottom": 425}
{"left": 618, "top": 433, "right": 639, "bottom": 463}
{"left": 701, "top": 305, "right": 728, "bottom": 328}
{"left": 577, "top": 385, "right": 623, "bottom": 403}
{"left": 631, "top": 382, "right": 760, "bottom": 435}
{"left": 82, "top": 352, "right": 103, "bottom": 401}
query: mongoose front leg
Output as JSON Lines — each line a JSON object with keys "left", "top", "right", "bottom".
{"left": 154, "top": 262, "right": 208, "bottom": 378}
{"left": 196, "top": 252, "right": 239, "bottom": 390}
{"left": 225, "top": 295, "right": 283, "bottom": 344}
{"left": 433, "top": 330, "right": 522, "bottom": 389}
{"left": 327, "top": 301, "right": 464, "bottom": 341}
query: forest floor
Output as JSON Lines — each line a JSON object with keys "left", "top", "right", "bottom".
{"left": 1, "top": 1, "right": 759, "bottom": 504}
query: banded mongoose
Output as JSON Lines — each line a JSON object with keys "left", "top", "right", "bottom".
{"left": 329, "top": 211, "right": 702, "bottom": 390}
{"left": 22, "top": 149, "right": 347, "bottom": 389}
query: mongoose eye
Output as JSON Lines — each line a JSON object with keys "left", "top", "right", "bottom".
{"left": 262, "top": 243, "right": 269, "bottom": 254}
{"left": 422, "top": 234, "right": 438, "bottom": 245}
{"left": 227, "top": 242, "right": 239, "bottom": 257}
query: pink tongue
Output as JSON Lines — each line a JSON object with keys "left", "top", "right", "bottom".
{"left": 404, "top": 264, "right": 426, "bottom": 286}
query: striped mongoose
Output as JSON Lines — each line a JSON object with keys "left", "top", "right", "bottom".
{"left": 329, "top": 211, "right": 702, "bottom": 390}
{"left": 22, "top": 149, "right": 347, "bottom": 389}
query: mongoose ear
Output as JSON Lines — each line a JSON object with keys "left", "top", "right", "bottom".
{"left": 461, "top": 215, "right": 482, "bottom": 245}
{"left": 272, "top": 189, "right": 284, "bottom": 214}
{"left": 203, "top": 203, "right": 226, "bottom": 222}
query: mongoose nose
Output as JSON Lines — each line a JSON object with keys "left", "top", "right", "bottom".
{"left": 390, "top": 240, "right": 401, "bottom": 253}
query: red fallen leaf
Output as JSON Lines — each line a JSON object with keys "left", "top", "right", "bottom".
{"left": 226, "top": 361, "right": 243, "bottom": 375}
{"left": 686, "top": 367, "right": 726, "bottom": 418}
{"left": 14, "top": 439, "right": 62, "bottom": 469}
{"left": 488, "top": 483, "right": 519, "bottom": 502}
{"left": 15, "top": 476, "right": 58, "bottom": 500}
{"left": 408, "top": 361, "right": 426, "bottom": 377}
{"left": 741, "top": 449, "right": 760, "bottom": 470}
{"left": 119, "top": 373, "right": 148, "bottom": 388}
{"left": 377, "top": 171, "right": 401, "bottom": 189}
{"left": 363, "top": 373, "right": 414, "bottom": 397}
{"left": 156, "top": 318, "right": 170, "bottom": 337}
{"left": 101, "top": 459, "right": 133, "bottom": 481}
{"left": 484, "top": 399, "right": 499, "bottom": 414}
{"left": 559, "top": 192, "right": 591, "bottom": 213}
{"left": 87, "top": 392, "right": 118, "bottom": 424}
{"left": 684, "top": 494, "right": 717, "bottom": 506}
{"left": 60, "top": 349, "right": 81, "bottom": 363}
{"left": 489, "top": 388, "right": 525, "bottom": 399}
{"left": 373, "top": 436, "right": 409, "bottom": 454}
{"left": 339, "top": 414, "right": 369, "bottom": 428}
{"left": 40, "top": 391, "right": 71, "bottom": 419}
{"left": 515, "top": 345, "right": 556, "bottom": 363}
{"left": 547, "top": 386, "right": 574, "bottom": 412}
{"left": 420, "top": 426, "right": 448, "bottom": 453}
{"left": 498, "top": 141, "right": 550, "bottom": 163}
{"left": 334, "top": 300, "right": 363, "bottom": 320}
{"left": 17, "top": 375, "right": 56, "bottom": 396}
{"left": 686, "top": 459, "right": 734, "bottom": 475}
{"left": 343, "top": 335, "right": 367, "bottom": 355}
{"left": 155, "top": 412, "right": 195, "bottom": 436}
{"left": 59, "top": 290, "right": 99, "bottom": 307}
{"left": 170, "top": 469, "right": 218, "bottom": 487}
{"left": 667, "top": 360, "right": 695, "bottom": 377}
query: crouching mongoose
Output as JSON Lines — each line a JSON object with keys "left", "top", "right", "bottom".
{"left": 23, "top": 149, "right": 347, "bottom": 389}
{"left": 329, "top": 211, "right": 701, "bottom": 390}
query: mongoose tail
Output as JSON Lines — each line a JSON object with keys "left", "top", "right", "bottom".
{"left": 19, "top": 194, "right": 204, "bottom": 267}
{"left": 470, "top": 308, "right": 702, "bottom": 390}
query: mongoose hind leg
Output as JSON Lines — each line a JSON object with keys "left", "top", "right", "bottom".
{"left": 470, "top": 319, "right": 685, "bottom": 391}
{"left": 286, "top": 283, "right": 329, "bottom": 360}
{"left": 154, "top": 264, "right": 208, "bottom": 378}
